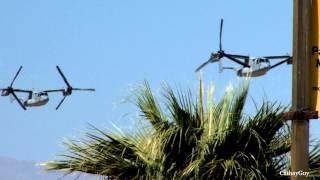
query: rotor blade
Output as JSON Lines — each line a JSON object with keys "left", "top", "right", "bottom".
{"left": 56, "top": 66, "right": 71, "bottom": 88}
{"left": 10, "top": 66, "right": 23, "bottom": 87}
{"left": 72, "top": 88, "right": 95, "bottom": 91}
{"left": 269, "top": 59, "right": 289, "bottom": 70}
{"left": 56, "top": 96, "right": 67, "bottom": 110}
{"left": 219, "top": 19, "right": 224, "bottom": 51}
{"left": 224, "top": 54, "right": 250, "bottom": 67}
{"left": 43, "top": 89, "right": 65, "bottom": 93}
{"left": 195, "top": 52, "right": 223, "bottom": 72}
{"left": 11, "top": 92, "right": 26, "bottom": 110}
{"left": 263, "top": 55, "right": 291, "bottom": 59}
{"left": 195, "top": 61, "right": 211, "bottom": 72}
{"left": 195, "top": 55, "right": 219, "bottom": 72}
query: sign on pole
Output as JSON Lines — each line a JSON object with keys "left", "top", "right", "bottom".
{"left": 310, "top": 0, "right": 320, "bottom": 111}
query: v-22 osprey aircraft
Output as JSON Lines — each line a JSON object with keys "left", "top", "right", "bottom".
{"left": 0, "top": 66, "right": 95, "bottom": 110}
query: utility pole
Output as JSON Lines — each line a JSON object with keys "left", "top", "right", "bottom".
{"left": 290, "top": 0, "right": 313, "bottom": 179}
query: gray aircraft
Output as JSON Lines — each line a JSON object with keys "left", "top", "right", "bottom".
{"left": 1, "top": 66, "right": 95, "bottom": 110}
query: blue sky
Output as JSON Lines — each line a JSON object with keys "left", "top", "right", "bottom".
{"left": 0, "top": 0, "right": 318, "bottom": 161}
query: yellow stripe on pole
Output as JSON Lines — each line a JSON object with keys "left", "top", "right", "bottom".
{"left": 310, "top": 0, "right": 320, "bottom": 111}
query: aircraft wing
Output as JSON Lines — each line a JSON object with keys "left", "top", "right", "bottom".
{"left": 43, "top": 89, "right": 65, "bottom": 93}
{"left": 13, "top": 89, "right": 33, "bottom": 93}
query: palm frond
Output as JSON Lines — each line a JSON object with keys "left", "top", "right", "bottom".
{"left": 44, "top": 80, "right": 320, "bottom": 179}
{"left": 135, "top": 81, "right": 169, "bottom": 132}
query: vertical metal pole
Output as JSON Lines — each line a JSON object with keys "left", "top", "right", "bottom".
{"left": 291, "top": 0, "right": 311, "bottom": 179}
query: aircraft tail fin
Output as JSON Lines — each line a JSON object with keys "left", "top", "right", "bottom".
{"left": 10, "top": 95, "right": 15, "bottom": 103}
{"left": 10, "top": 95, "right": 24, "bottom": 103}
{"left": 219, "top": 61, "right": 238, "bottom": 73}
{"left": 219, "top": 61, "right": 224, "bottom": 73}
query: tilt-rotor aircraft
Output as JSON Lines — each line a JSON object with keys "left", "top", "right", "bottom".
{"left": 195, "top": 19, "right": 292, "bottom": 77}
{"left": 0, "top": 66, "right": 95, "bottom": 110}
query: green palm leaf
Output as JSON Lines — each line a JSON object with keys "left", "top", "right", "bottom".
{"left": 43, "top": 80, "right": 320, "bottom": 180}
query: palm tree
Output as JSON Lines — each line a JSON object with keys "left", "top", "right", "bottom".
{"left": 43, "top": 80, "right": 320, "bottom": 179}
